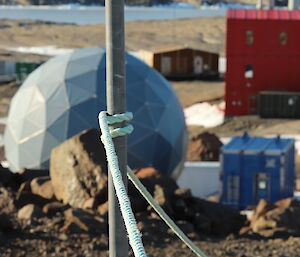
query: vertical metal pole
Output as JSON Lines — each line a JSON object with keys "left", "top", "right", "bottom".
{"left": 105, "top": 1, "right": 128, "bottom": 257}
{"left": 256, "top": 0, "right": 263, "bottom": 9}
{"left": 289, "top": 0, "right": 299, "bottom": 10}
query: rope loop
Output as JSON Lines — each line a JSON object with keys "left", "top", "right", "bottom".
{"left": 98, "top": 110, "right": 208, "bottom": 257}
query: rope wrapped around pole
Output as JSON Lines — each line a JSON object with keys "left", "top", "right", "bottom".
{"left": 98, "top": 111, "right": 208, "bottom": 257}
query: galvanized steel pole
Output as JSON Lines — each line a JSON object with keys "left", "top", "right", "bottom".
{"left": 105, "top": 1, "right": 128, "bottom": 257}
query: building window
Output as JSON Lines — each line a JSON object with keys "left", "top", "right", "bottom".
{"left": 246, "top": 30, "right": 254, "bottom": 45}
{"left": 245, "top": 64, "right": 253, "bottom": 78}
{"left": 279, "top": 32, "right": 287, "bottom": 45}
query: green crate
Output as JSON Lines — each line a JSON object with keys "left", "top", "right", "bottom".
{"left": 16, "top": 62, "right": 40, "bottom": 84}
{"left": 258, "top": 91, "right": 300, "bottom": 118}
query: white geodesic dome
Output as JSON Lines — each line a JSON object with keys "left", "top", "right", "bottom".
{"left": 4, "top": 47, "right": 187, "bottom": 177}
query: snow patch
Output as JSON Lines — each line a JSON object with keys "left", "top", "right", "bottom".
{"left": 184, "top": 101, "right": 225, "bottom": 128}
{"left": 6, "top": 46, "right": 74, "bottom": 56}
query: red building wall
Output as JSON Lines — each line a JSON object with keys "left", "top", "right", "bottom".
{"left": 226, "top": 9, "right": 300, "bottom": 115}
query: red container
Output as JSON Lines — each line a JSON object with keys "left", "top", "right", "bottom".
{"left": 226, "top": 9, "right": 300, "bottom": 115}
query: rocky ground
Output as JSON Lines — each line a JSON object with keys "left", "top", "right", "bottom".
{"left": 1, "top": 129, "right": 300, "bottom": 257}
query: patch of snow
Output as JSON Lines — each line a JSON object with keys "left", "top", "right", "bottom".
{"left": 6, "top": 46, "right": 74, "bottom": 56}
{"left": 184, "top": 101, "right": 225, "bottom": 128}
{"left": 0, "top": 161, "right": 9, "bottom": 168}
{"left": 0, "top": 117, "right": 7, "bottom": 125}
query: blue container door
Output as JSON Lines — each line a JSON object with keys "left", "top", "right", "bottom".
{"left": 243, "top": 154, "right": 265, "bottom": 208}
{"left": 221, "top": 153, "right": 242, "bottom": 208}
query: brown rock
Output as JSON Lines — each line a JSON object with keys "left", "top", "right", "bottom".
{"left": 133, "top": 167, "right": 161, "bottom": 179}
{"left": 251, "top": 199, "right": 275, "bottom": 226}
{"left": 42, "top": 202, "right": 69, "bottom": 216}
{"left": 175, "top": 220, "right": 195, "bottom": 235}
{"left": 0, "top": 187, "right": 15, "bottom": 230}
{"left": 129, "top": 172, "right": 179, "bottom": 214}
{"left": 60, "top": 221, "right": 85, "bottom": 234}
{"left": 275, "top": 198, "right": 300, "bottom": 209}
{"left": 63, "top": 208, "right": 105, "bottom": 234}
{"left": 17, "top": 204, "right": 44, "bottom": 220}
{"left": 30, "top": 176, "right": 54, "bottom": 200}
{"left": 50, "top": 129, "right": 108, "bottom": 208}
{"left": 83, "top": 198, "right": 98, "bottom": 209}
{"left": 252, "top": 216, "right": 276, "bottom": 232}
{"left": 194, "top": 212, "right": 211, "bottom": 233}
{"left": 15, "top": 190, "right": 51, "bottom": 208}
{"left": 189, "top": 197, "right": 246, "bottom": 236}
{"left": 187, "top": 132, "right": 223, "bottom": 161}
{"left": 147, "top": 184, "right": 174, "bottom": 216}
{"left": 239, "top": 226, "right": 251, "bottom": 235}
{"left": 0, "top": 187, "right": 15, "bottom": 214}
{"left": 174, "top": 188, "right": 192, "bottom": 200}
{"left": 97, "top": 201, "right": 108, "bottom": 216}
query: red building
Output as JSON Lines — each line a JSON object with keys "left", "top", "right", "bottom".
{"left": 226, "top": 9, "right": 300, "bottom": 116}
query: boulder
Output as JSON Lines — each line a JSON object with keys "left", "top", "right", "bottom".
{"left": 17, "top": 204, "right": 44, "bottom": 220}
{"left": 186, "top": 132, "right": 223, "bottom": 161}
{"left": 50, "top": 129, "right": 108, "bottom": 208}
{"left": 30, "top": 176, "right": 54, "bottom": 200}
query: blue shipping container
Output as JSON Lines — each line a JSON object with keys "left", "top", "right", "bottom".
{"left": 221, "top": 133, "right": 294, "bottom": 209}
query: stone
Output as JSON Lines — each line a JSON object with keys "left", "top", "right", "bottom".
{"left": 175, "top": 220, "right": 195, "bottom": 235}
{"left": 63, "top": 208, "right": 105, "bottom": 234}
{"left": 133, "top": 167, "right": 161, "bottom": 179}
{"left": 250, "top": 199, "right": 275, "bottom": 229}
{"left": 189, "top": 197, "right": 246, "bottom": 236}
{"left": 186, "top": 132, "right": 223, "bottom": 161}
{"left": 147, "top": 184, "right": 174, "bottom": 216}
{"left": 129, "top": 173, "right": 179, "bottom": 214}
{"left": 83, "top": 197, "right": 98, "bottom": 210}
{"left": 275, "top": 198, "right": 300, "bottom": 209}
{"left": 50, "top": 129, "right": 108, "bottom": 208}
{"left": 30, "top": 176, "right": 55, "bottom": 200}
{"left": 16, "top": 180, "right": 51, "bottom": 208}
{"left": 252, "top": 216, "right": 277, "bottom": 232}
{"left": 0, "top": 187, "right": 14, "bottom": 231}
{"left": 42, "top": 202, "right": 69, "bottom": 216}
{"left": 194, "top": 212, "right": 212, "bottom": 233}
{"left": 97, "top": 201, "right": 108, "bottom": 216}
{"left": 0, "top": 187, "right": 15, "bottom": 214}
{"left": 174, "top": 188, "right": 192, "bottom": 200}
{"left": 17, "top": 204, "right": 44, "bottom": 220}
